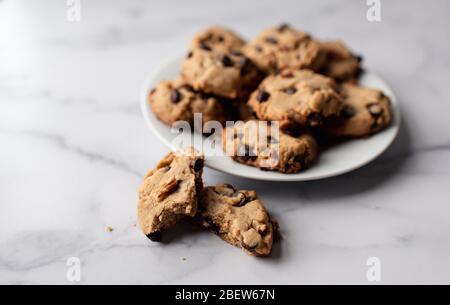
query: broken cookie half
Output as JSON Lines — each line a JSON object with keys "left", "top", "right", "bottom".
{"left": 197, "top": 183, "right": 277, "bottom": 256}
{"left": 138, "top": 147, "right": 204, "bottom": 242}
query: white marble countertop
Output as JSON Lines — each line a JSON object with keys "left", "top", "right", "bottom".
{"left": 1, "top": 0, "right": 449, "bottom": 284}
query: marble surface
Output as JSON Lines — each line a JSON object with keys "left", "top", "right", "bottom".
{"left": 1, "top": 0, "right": 450, "bottom": 285}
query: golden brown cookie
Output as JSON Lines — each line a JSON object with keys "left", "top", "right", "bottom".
{"left": 222, "top": 120, "right": 319, "bottom": 173}
{"left": 181, "top": 47, "right": 263, "bottom": 99}
{"left": 326, "top": 83, "right": 392, "bottom": 137}
{"left": 190, "top": 26, "right": 246, "bottom": 52}
{"left": 319, "top": 40, "right": 362, "bottom": 82}
{"left": 138, "top": 148, "right": 204, "bottom": 241}
{"left": 248, "top": 69, "right": 342, "bottom": 129}
{"left": 198, "top": 184, "right": 276, "bottom": 256}
{"left": 242, "top": 24, "right": 324, "bottom": 74}
{"left": 148, "top": 78, "right": 230, "bottom": 128}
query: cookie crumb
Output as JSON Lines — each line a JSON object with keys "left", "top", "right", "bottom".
{"left": 106, "top": 226, "right": 114, "bottom": 232}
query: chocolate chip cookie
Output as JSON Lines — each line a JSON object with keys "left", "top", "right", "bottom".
{"left": 138, "top": 148, "right": 204, "bottom": 242}
{"left": 181, "top": 46, "right": 263, "bottom": 99}
{"left": 148, "top": 78, "right": 229, "bottom": 128}
{"left": 190, "top": 26, "right": 245, "bottom": 52}
{"left": 248, "top": 69, "right": 343, "bottom": 129}
{"left": 319, "top": 41, "right": 362, "bottom": 82}
{"left": 222, "top": 120, "right": 319, "bottom": 173}
{"left": 198, "top": 184, "right": 276, "bottom": 256}
{"left": 242, "top": 24, "right": 324, "bottom": 74}
{"left": 327, "top": 83, "right": 392, "bottom": 137}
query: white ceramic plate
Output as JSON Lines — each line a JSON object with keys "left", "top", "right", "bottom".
{"left": 140, "top": 56, "right": 400, "bottom": 181}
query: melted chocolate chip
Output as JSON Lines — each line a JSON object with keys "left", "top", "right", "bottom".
{"left": 340, "top": 105, "right": 356, "bottom": 119}
{"left": 277, "top": 23, "right": 290, "bottom": 32}
{"left": 293, "top": 153, "right": 307, "bottom": 169}
{"left": 204, "top": 218, "right": 220, "bottom": 234}
{"left": 146, "top": 231, "right": 162, "bottom": 242}
{"left": 235, "top": 192, "right": 248, "bottom": 207}
{"left": 256, "top": 90, "right": 270, "bottom": 102}
{"left": 307, "top": 113, "right": 322, "bottom": 126}
{"left": 217, "top": 35, "right": 224, "bottom": 42}
{"left": 280, "top": 71, "right": 294, "bottom": 78}
{"left": 371, "top": 120, "right": 379, "bottom": 130}
{"left": 283, "top": 127, "right": 303, "bottom": 138}
{"left": 186, "top": 51, "right": 193, "bottom": 58}
{"left": 282, "top": 87, "right": 297, "bottom": 95}
{"left": 258, "top": 225, "right": 268, "bottom": 236}
{"left": 221, "top": 55, "right": 234, "bottom": 67}
{"left": 200, "top": 44, "right": 211, "bottom": 51}
{"left": 193, "top": 158, "right": 204, "bottom": 172}
{"left": 180, "top": 84, "right": 194, "bottom": 92}
{"left": 170, "top": 89, "right": 183, "bottom": 103}
{"left": 231, "top": 50, "right": 244, "bottom": 57}
{"left": 235, "top": 192, "right": 255, "bottom": 207}
{"left": 265, "top": 37, "right": 278, "bottom": 44}
{"left": 254, "top": 46, "right": 263, "bottom": 53}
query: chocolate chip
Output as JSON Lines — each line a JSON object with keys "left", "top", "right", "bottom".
{"left": 282, "top": 87, "right": 297, "bottom": 95}
{"left": 170, "top": 89, "right": 182, "bottom": 103}
{"left": 280, "top": 71, "right": 294, "bottom": 78}
{"left": 217, "top": 35, "right": 224, "bottom": 42}
{"left": 307, "top": 113, "right": 322, "bottom": 126}
{"left": 193, "top": 158, "right": 204, "bottom": 172}
{"left": 277, "top": 23, "right": 290, "bottom": 32}
{"left": 265, "top": 37, "right": 278, "bottom": 44}
{"left": 293, "top": 153, "right": 308, "bottom": 169}
{"left": 340, "top": 105, "right": 356, "bottom": 119}
{"left": 367, "top": 103, "right": 383, "bottom": 116}
{"left": 236, "top": 56, "right": 248, "bottom": 66}
{"left": 283, "top": 127, "right": 303, "bottom": 138}
{"left": 256, "top": 90, "right": 270, "bottom": 102}
{"left": 258, "top": 225, "right": 268, "bottom": 236}
{"left": 235, "top": 192, "right": 248, "bottom": 207}
{"left": 222, "top": 184, "right": 236, "bottom": 193}
{"left": 180, "top": 84, "right": 194, "bottom": 92}
{"left": 371, "top": 120, "right": 379, "bottom": 130}
{"left": 254, "top": 46, "right": 263, "bottom": 53}
{"left": 200, "top": 44, "right": 211, "bottom": 51}
{"left": 221, "top": 55, "right": 234, "bottom": 67}
{"left": 235, "top": 192, "right": 255, "bottom": 207}
{"left": 146, "top": 231, "right": 162, "bottom": 242}
{"left": 355, "top": 54, "right": 363, "bottom": 62}
{"left": 204, "top": 218, "right": 220, "bottom": 234}
{"left": 186, "top": 51, "right": 193, "bottom": 58}
{"left": 164, "top": 166, "right": 171, "bottom": 172}
{"left": 231, "top": 50, "right": 244, "bottom": 57}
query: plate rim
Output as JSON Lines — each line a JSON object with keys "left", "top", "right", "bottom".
{"left": 140, "top": 56, "right": 401, "bottom": 182}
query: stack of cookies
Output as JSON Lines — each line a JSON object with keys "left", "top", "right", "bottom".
{"left": 148, "top": 24, "right": 393, "bottom": 174}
